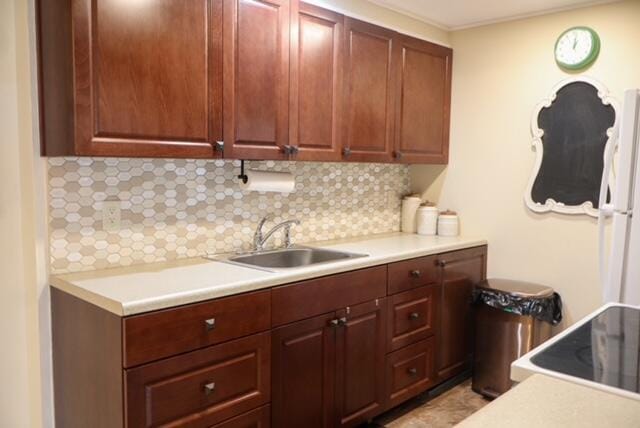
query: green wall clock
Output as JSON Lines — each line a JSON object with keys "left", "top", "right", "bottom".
{"left": 554, "top": 27, "right": 600, "bottom": 70}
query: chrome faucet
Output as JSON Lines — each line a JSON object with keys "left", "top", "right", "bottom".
{"left": 253, "top": 215, "right": 301, "bottom": 252}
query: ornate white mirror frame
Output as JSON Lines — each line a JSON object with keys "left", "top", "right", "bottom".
{"left": 524, "top": 76, "right": 619, "bottom": 217}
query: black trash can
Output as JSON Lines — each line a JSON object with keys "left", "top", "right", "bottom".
{"left": 471, "top": 279, "right": 562, "bottom": 398}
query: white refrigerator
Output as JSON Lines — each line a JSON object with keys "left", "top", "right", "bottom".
{"left": 600, "top": 89, "right": 640, "bottom": 305}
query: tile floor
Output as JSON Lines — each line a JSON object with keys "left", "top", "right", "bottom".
{"left": 377, "top": 380, "right": 490, "bottom": 428}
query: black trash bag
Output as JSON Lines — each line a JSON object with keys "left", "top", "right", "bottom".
{"left": 472, "top": 288, "right": 563, "bottom": 325}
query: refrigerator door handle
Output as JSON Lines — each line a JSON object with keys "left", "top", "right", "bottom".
{"left": 598, "top": 126, "right": 618, "bottom": 292}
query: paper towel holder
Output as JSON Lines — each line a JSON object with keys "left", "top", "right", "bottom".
{"left": 238, "top": 160, "right": 248, "bottom": 184}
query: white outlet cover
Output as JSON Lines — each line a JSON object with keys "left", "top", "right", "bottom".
{"left": 102, "top": 200, "right": 121, "bottom": 232}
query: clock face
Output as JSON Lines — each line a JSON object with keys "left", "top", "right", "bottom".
{"left": 555, "top": 27, "right": 600, "bottom": 70}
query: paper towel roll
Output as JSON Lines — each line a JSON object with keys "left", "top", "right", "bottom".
{"left": 239, "top": 169, "right": 296, "bottom": 193}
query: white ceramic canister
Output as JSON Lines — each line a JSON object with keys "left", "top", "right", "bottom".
{"left": 401, "top": 195, "right": 422, "bottom": 233}
{"left": 416, "top": 204, "right": 438, "bottom": 236}
{"left": 437, "top": 210, "right": 459, "bottom": 237}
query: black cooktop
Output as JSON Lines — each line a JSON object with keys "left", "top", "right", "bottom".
{"left": 531, "top": 306, "right": 640, "bottom": 394}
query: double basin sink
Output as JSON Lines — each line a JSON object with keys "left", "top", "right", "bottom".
{"left": 215, "top": 246, "right": 367, "bottom": 271}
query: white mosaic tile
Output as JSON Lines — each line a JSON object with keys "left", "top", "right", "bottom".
{"left": 48, "top": 158, "right": 410, "bottom": 274}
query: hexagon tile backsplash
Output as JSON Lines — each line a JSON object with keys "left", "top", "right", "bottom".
{"left": 48, "top": 158, "right": 409, "bottom": 274}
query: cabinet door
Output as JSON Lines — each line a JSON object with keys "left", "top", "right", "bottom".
{"left": 394, "top": 35, "right": 452, "bottom": 164}
{"left": 71, "top": 0, "right": 220, "bottom": 158}
{"left": 335, "top": 299, "right": 387, "bottom": 427}
{"left": 223, "top": 0, "right": 290, "bottom": 160}
{"left": 272, "top": 313, "right": 336, "bottom": 428}
{"left": 436, "top": 246, "right": 487, "bottom": 381}
{"left": 289, "top": 2, "right": 343, "bottom": 161}
{"left": 342, "top": 18, "right": 396, "bottom": 163}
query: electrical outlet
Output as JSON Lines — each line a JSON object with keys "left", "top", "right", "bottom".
{"left": 102, "top": 200, "right": 121, "bottom": 232}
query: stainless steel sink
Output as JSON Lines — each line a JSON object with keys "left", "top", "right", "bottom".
{"left": 217, "top": 246, "right": 367, "bottom": 271}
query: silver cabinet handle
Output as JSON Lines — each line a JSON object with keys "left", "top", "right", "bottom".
{"left": 407, "top": 367, "right": 417, "bottom": 376}
{"left": 408, "top": 312, "right": 420, "bottom": 320}
{"left": 338, "top": 317, "right": 347, "bottom": 325}
{"left": 203, "top": 381, "right": 216, "bottom": 395}
{"left": 204, "top": 318, "right": 216, "bottom": 331}
{"left": 410, "top": 269, "right": 421, "bottom": 278}
{"left": 328, "top": 319, "right": 339, "bottom": 327}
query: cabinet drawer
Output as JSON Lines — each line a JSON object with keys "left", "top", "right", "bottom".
{"left": 125, "top": 332, "right": 270, "bottom": 428}
{"left": 387, "top": 255, "right": 439, "bottom": 294}
{"left": 271, "top": 266, "right": 387, "bottom": 326}
{"left": 388, "top": 285, "right": 437, "bottom": 352}
{"left": 211, "top": 405, "right": 270, "bottom": 428}
{"left": 385, "top": 337, "right": 435, "bottom": 410}
{"left": 123, "top": 290, "right": 270, "bottom": 367}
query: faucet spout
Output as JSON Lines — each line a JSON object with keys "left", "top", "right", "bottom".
{"left": 253, "top": 216, "right": 301, "bottom": 252}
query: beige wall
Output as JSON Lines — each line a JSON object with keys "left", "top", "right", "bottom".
{"left": 412, "top": 0, "right": 640, "bottom": 325}
{"left": 0, "top": 0, "right": 50, "bottom": 427}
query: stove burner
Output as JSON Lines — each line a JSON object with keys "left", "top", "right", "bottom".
{"left": 531, "top": 306, "right": 640, "bottom": 394}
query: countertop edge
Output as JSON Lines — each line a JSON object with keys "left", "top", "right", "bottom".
{"left": 51, "top": 236, "right": 488, "bottom": 316}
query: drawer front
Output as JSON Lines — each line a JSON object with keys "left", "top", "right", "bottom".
{"left": 125, "top": 332, "right": 270, "bottom": 428}
{"left": 388, "top": 285, "right": 437, "bottom": 352}
{"left": 385, "top": 337, "right": 435, "bottom": 410}
{"left": 123, "top": 290, "right": 270, "bottom": 367}
{"left": 387, "top": 255, "right": 439, "bottom": 294}
{"left": 271, "top": 266, "right": 387, "bottom": 327}
{"left": 211, "top": 405, "right": 270, "bottom": 428}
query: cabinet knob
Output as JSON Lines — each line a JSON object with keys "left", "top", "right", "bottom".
{"left": 204, "top": 318, "right": 216, "bottom": 331}
{"left": 410, "top": 269, "right": 421, "bottom": 278}
{"left": 338, "top": 317, "right": 347, "bottom": 326}
{"left": 291, "top": 146, "right": 299, "bottom": 155}
{"left": 203, "top": 381, "right": 216, "bottom": 395}
{"left": 394, "top": 151, "right": 403, "bottom": 160}
{"left": 214, "top": 141, "right": 224, "bottom": 152}
{"left": 282, "top": 145, "right": 293, "bottom": 155}
{"left": 437, "top": 260, "right": 447, "bottom": 267}
{"left": 408, "top": 312, "right": 420, "bottom": 320}
{"left": 328, "top": 319, "right": 339, "bottom": 327}
{"left": 407, "top": 367, "right": 417, "bottom": 376}
{"left": 342, "top": 147, "right": 352, "bottom": 157}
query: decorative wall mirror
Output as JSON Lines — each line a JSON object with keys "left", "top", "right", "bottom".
{"left": 525, "top": 77, "right": 618, "bottom": 217}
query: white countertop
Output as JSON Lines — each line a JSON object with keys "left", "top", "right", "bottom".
{"left": 51, "top": 232, "right": 487, "bottom": 316}
{"left": 511, "top": 302, "right": 640, "bottom": 402}
{"left": 457, "top": 374, "right": 640, "bottom": 427}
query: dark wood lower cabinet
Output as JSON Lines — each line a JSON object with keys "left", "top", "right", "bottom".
{"left": 272, "top": 312, "right": 337, "bottom": 428}
{"left": 335, "top": 299, "right": 387, "bottom": 427}
{"left": 436, "top": 247, "right": 487, "bottom": 381}
{"left": 51, "top": 246, "right": 487, "bottom": 428}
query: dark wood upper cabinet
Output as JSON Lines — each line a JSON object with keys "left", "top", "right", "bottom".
{"left": 223, "top": 0, "right": 290, "bottom": 160}
{"left": 335, "top": 299, "right": 387, "bottom": 427}
{"left": 342, "top": 18, "right": 397, "bottom": 163}
{"left": 289, "top": 2, "right": 344, "bottom": 161}
{"left": 38, "top": 0, "right": 221, "bottom": 158}
{"left": 436, "top": 247, "right": 487, "bottom": 381}
{"left": 394, "top": 34, "right": 452, "bottom": 164}
{"left": 39, "top": 0, "right": 452, "bottom": 162}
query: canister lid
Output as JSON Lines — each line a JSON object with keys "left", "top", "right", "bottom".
{"left": 477, "top": 278, "right": 553, "bottom": 298}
